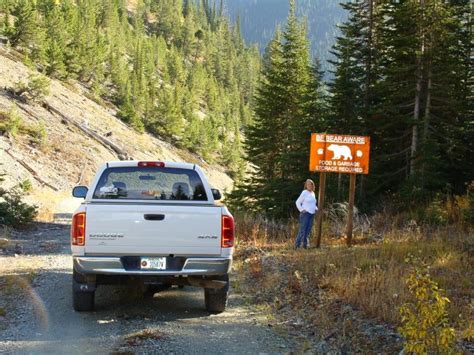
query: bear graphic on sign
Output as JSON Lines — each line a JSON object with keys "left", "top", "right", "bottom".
{"left": 327, "top": 144, "right": 353, "bottom": 160}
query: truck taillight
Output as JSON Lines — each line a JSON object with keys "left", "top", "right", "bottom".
{"left": 138, "top": 161, "right": 165, "bottom": 168}
{"left": 221, "top": 215, "right": 235, "bottom": 248}
{"left": 72, "top": 212, "right": 86, "bottom": 246}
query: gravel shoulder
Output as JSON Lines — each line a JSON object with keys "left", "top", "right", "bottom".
{"left": 0, "top": 223, "right": 295, "bottom": 354}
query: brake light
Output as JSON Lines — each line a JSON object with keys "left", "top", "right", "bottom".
{"left": 71, "top": 212, "right": 86, "bottom": 246}
{"left": 221, "top": 215, "right": 235, "bottom": 248}
{"left": 138, "top": 161, "right": 165, "bottom": 168}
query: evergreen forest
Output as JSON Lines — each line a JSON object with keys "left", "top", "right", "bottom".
{"left": 229, "top": 0, "right": 473, "bottom": 218}
{"left": 0, "top": 0, "right": 472, "bottom": 219}
{"left": 0, "top": 0, "right": 261, "bottom": 179}
{"left": 224, "top": 0, "right": 348, "bottom": 74}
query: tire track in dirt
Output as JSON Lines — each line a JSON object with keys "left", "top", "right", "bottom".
{"left": 0, "top": 224, "right": 295, "bottom": 354}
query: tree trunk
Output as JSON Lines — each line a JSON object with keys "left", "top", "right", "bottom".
{"left": 410, "top": 0, "right": 425, "bottom": 176}
{"left": 411, "top": 74, "right": 421, "bottom": 176}
{"left": 421, "top": 30, "right": 433, "bottom": 188}
{"left": 364, "top": 0, "right": 374, "bottom": 114}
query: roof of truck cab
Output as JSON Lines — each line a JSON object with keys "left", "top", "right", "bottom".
{"left": 105, "top": 161, "right": 198, "bottom": 170}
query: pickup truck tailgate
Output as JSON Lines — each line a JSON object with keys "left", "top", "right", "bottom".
{"left": 85, "top": 204, "right": 222, "bottom": 256}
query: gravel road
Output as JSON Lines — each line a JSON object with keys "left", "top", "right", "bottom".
{"left": 0, "top": 223, "right": 294, "bottom": 354}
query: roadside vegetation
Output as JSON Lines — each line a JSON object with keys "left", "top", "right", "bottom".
{"left": 226, "top": 1, "right": 472, "bottom": 350}
{"left": 234, "top": 191, "right": 473, "bottom": 352}
{"left": 0, "top": 170, "right": 37, "bottom": 227}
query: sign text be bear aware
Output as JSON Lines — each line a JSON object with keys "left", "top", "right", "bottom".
{"left": 309, "top": 133, "right": 370, "bottom": 174}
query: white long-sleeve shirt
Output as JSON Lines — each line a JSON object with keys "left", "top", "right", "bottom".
{"left": 295, "top": 190, "right": 318, "bottom": 214}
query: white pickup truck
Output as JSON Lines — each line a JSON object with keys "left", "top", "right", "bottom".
{"left": 71, "top": 161, "right": 234, "bottom": 313}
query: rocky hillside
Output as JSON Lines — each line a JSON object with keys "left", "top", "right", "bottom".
{"left": 0, "top": 46, "right": 233, "bottom": 220}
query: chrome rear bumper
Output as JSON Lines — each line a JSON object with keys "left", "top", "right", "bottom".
{"left": 73, "top": 256, "right": 231, "bottom": 276}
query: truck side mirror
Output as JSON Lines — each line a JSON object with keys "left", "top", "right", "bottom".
{"left": 211, "top": 188, "right": 222, "bottom": 201}
{"left": 73, "top": 186, "right": 88, "bottom": 199}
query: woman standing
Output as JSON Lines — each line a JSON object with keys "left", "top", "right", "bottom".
{"left": 295, "top": 179, "right": 318, "bottom": 249}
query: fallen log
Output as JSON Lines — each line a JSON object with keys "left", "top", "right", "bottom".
{"left": 42, "top": 102, "right": 130, "bottom": 160}
{"left": 4, "top": 148, "right": 59, "bottom": 191}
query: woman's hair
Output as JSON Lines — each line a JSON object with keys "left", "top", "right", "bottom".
{"left": 304, "top": 179, "right": 315, "bottom": 190}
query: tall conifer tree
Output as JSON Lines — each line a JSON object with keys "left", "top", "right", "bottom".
{"left": 229, "top": 0, "right": 324, "bottom": 218}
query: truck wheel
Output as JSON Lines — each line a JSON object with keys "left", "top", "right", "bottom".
{"left": 73, "top": 289, "right": 95, "bottom": 312}
{"left": 204, "top": 275, "right": 229, "bottom": 313}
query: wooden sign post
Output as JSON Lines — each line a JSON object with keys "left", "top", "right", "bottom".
{"left": 346, "top": 174, "right": 356, "bottom": 246}
{"left": 315, "top": 171, "right": 326, "bottom": 248}
{"left": 309, "top": 133, "right": 370, "bottom": 247}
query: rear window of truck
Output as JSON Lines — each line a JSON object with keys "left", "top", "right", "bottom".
{"left": 92, "top": 167, "right": 208, "bottom": 201}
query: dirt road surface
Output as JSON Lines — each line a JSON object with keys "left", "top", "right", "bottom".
{"left": 0, "top": 223, "right": 294, "bottom": 354}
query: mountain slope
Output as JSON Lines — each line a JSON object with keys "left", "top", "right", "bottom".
{"left": 0, "top": 47, "right": 233, "bottom": 219}
{"left": 224, "top": 0, "right": 347, "bottom": 72}
{"left": 0, "top": 0, "right": 261, "bottom": 178}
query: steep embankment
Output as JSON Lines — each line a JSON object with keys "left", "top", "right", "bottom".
{"left": 0, "top": 47, "right": 233, "bottom": 219}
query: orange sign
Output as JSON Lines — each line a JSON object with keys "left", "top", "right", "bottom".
{"left": 309, "top": 133, "right": 370, "bottom": 174}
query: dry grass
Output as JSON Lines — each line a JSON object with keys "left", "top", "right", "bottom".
{"left": 235, "top": 213, "right": 300, "bottom": 247}
{"left": 28, "top": 190, "right": 76, "bottom": 222}
{"left": 234, "top": 211, "right": 474, "bottom": 351}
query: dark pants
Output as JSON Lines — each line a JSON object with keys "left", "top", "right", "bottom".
{"left": 295, "top": 211, "right": 315, "bottom": 249}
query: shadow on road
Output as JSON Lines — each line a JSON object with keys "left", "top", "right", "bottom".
{"left": 15, "top": 271, "right": 213, "bottom": 339}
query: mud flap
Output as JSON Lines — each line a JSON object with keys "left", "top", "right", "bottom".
{"left": 73, "top": 270, "right": 97, "bottom": 292}
{"left": 73, "top": 278, "right": 97, "bottom": 293}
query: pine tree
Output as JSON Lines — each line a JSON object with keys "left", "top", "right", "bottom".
{"left": 153, "top": 85, "right": 185, "bottom": 140}
{"left": 153, "top": 0, "right": 183, "bottom": 44}
{"left": 61, "top": 0, "right": 81, "bottom": 77}
{"left": 229, "top": 0, "right": 322, "bottom": 218}
{"left": 374, "top": 0, "right": 472, "bottom": 198}
{"left": 329, "top": 0, "right": 473, "bottom": 204}
{"left": 1, "top": 1, "right": 13, "bottom": 39}
{"left": 117, "top": 76, "right": 144, "bottom": 133}
{"left": 306, "top": 59, "right": 327, "bottom": 132}
{"left": 10, "top": 0, "right": 35, "bottom": 47}
{"left": 278, "top": 0, "right": 314, "bottom": 214}
{"left": 10, "top": 0, "right": 45, "bottom": 62}
{"left": 419, "top": 0, "right": 473, "bottom": 193}
{"left": 328, "top": 0, "right": 383, "bottom": 135}
{"left": 43, "top": 0, "right": 67, "bottom": 78}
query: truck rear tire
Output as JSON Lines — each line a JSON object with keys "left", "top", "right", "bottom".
{"left": 73, "top": 288, "right": 95, "bottom": 312}
{"left": 204, "top": 275, "right": 229, "bottom": 313}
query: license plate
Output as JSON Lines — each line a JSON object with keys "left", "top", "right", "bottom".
{"left": 140, "top": 257, "right": 166, "bottom": 270}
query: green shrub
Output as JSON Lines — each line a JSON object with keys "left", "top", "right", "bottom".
{"left": 0, "top": 175, "right": 37, "bottom": 227}
{"left": 18, "top": 179, "right": 32, "bottom": 193}
{"left": 11, "top": 117, "right": 49, "bottom": 149}
{"left": 14, "top": 74, "right": 50, "bottom": 102}
{"left": 462, "top": 182, "right": 474, "bottom": 225}
{"left": 0, "top": 105, "right": 22, "bottom": 136}
{"left": 33, "top": 120, "right": 47, "bottom": 148}
{"left": 117, "top": 103, "right": 144, "bottom": 133}
{"left": 424, "top": 194, "right": 450, "bottom": 225}
{"left": 399, "top": 256, "right": 456, "bottom": 354}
